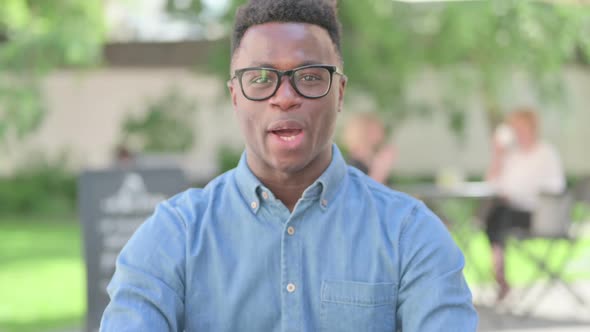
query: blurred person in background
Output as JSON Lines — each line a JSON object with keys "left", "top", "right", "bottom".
{"left": 341, "top": 112, "right": 396, "bottom": 184}
{"left": 113, "top": 144, "right": 136, "bottom": 168}
{"left": 485, "top": 107, "right": 565, "bottom": 301}
{"left": 100, "top": 0, "right": 478, "bottom": 331}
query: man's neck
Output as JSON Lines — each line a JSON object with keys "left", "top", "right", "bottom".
{"left": 261, "top": 176, "right": 313, "bottom": 212}
{"left": 248, "top": 152, "right": 333, "bottom": 212}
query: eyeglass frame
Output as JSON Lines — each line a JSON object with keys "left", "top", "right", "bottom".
{"left": 228, "top": 64, "right": 346, "bottom": 101}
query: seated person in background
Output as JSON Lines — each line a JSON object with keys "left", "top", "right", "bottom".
{"left": 341, "top": 112, "right": 396, "bottom": 184}
{"left": 485, "top": 107, "right": 565, "bottom": 301}
{"left": 113, "top": 144, "right": 136, "bottom": 168}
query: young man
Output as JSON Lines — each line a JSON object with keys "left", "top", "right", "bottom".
{"left": 100, "top": 1, "right": 478, "bottom": 331}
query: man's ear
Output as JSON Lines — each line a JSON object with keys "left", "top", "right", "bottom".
{"left": 228, "top": 81, "right": 238, "bottom": 109}
{"left": 337, "top": 76, "right": 347, "bottom": 112}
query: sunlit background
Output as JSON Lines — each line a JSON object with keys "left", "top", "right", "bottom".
{"left": 1, "top": 1, "right": 590, "bottom": 331}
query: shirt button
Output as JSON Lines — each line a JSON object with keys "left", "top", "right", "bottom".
{"left": 262, "top": 192, "right": 269, "bottom": 200}
{"left": 287, "top": 226, "right": 295, "bottom": 235}
{"left": 321, "top": 199, "right": 328, "bottom": 207}
{"left": 251, "top": 201, "right": 258, "bottom": 209}
{"left": 286, "top": 283, "right": 296, "bottom": 293}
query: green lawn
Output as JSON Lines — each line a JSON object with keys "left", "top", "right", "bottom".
{"left": 460, "top": 230, "right": 590, "bottom": 286}
{"left": 0, "top": 217, "right": 85, "bottom": 332}
{"left": 440, "top": 198, "right": 590, "bottom": 286}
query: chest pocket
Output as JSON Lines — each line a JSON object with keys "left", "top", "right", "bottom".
{"left": 320, "top": 280, "right": 396, "bottom": 332}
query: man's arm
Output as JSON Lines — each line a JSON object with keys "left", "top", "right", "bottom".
{"left": 100, "top": 201, "right": 187, "bottom": 332}
{"left": 486, "top": 139, "right": 506, "bottom": 182}
{"left": 396, "top": 203, "right": 478, "bottom": 331}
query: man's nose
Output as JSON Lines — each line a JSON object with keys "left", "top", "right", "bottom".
{"left": 269, "top": 76, "right": 301, "bottom": 110}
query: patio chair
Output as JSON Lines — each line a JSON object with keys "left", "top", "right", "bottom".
{"left": 508, "top": 186, "right": 590, "bottom": 314}
{"left": 573, "top": 176, "right": 590, "bottom": 204}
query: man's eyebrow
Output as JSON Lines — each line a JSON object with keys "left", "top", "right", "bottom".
{"left": 247, "top": 60, "right": 324, "bottom": 69}
{"left": 248, "top": 62, "right": 276, "bottom": 68}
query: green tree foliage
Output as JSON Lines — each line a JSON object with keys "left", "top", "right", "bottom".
{"left": 0, "top": 0, "right": 105, "bottom": 143}
{"left": 120, "top": 89, "right": 198, "bottom": 153}
{"left": 203, "top": 0, "right": 590, "bottom": 133}
{"left": 165, "top": 0, "right": 204, "bottom": 19}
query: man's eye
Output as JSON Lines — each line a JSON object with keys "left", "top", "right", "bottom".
{"left": 248, "top": 70, "right": 274, "bottom": 84}
{"left": 251, "top": 76, "right": 273, "bottom": 84}
{"left": 300, "top": 75, "right": 321, "bottom": 81}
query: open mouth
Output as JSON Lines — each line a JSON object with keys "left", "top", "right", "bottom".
{"left": 271, "top": 129, "right": 303, "bottom": 141}
{"left": 267, "top": 119, "right": 306, "bottom": 148}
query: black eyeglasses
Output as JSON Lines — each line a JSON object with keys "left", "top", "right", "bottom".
{"left": 229, "top": 64, "right": 345, "bottom": 101}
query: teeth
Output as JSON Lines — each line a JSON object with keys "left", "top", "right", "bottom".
{"left": 279, "top": 135, "right": 296, "bottom": 141}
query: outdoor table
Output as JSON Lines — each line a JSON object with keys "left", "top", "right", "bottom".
{"left": 397, "top": 181, "right": 496, "bottom": 200}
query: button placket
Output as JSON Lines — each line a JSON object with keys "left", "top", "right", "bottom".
{"left": 281, "top": 215, "right": 302, "bottom": 331}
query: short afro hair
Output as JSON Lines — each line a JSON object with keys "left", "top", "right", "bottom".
{"left": 231, "top": 0, "right": 342, "bottom": 60}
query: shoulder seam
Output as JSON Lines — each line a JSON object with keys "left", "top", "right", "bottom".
{"left": 398, "top": 201, "right": 421, "bottom": 260}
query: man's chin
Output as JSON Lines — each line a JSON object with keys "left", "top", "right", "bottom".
{"left": 270, "top": 157, "right": 307, "bottom": 174}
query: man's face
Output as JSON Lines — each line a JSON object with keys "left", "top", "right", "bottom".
{"left": 229, "top": 22, "right": 346, "bottom": 177}
{"left": 367, "top": 122, "right": 385, "bottom": 149}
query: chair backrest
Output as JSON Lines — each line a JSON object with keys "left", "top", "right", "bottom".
{"left": 531, "top": 191, "right": 573, "bottom": 238}
{"left": 571, "top": 177, "right": 590, "bottom": 237}
{"left": 573, "top": 177, "right": 590, "bottom": 204}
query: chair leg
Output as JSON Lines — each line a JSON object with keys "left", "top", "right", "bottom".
{"left": 510, "top": 238, "right": 588, "bottom": 315}
{"left": 531, "top": 240, "right": 588, "bottom": 307}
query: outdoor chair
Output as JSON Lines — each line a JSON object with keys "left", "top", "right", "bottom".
{"left": 573, "top": 176, "right": 590, "bottom": 204}
{"left": 507, "top": 185, "right": 590, "bottom": 315}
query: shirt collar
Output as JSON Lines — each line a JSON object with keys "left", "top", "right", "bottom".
{"left": 235, "top": 151, "right": 264, "bottom": 214}
{"left": 234, "top": 144, "right": 347, "bottom": 213}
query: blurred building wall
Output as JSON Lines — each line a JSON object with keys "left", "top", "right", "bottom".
{"left": 393, "top": 66, "right": 590, "bottom": 178}
{"left": 1, "top": 53, "right": 588, "bottom": 181}
{"left": 1, "top": 68, "right": 242, "bottom": 182}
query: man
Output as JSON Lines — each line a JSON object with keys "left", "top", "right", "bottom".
{"left": 485, "top": 108, "right": 565, "bottom": 301}
{"left": 342, "top": 112, "right": 396, "bottom": 184}
{"left": 100, "top": 0, "right": 478, "bottom": 331}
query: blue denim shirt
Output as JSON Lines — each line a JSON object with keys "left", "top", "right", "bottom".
{"left": 101, "top": 145, "right": 478, "bottom": 332}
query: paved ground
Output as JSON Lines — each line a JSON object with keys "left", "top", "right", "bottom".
{"left": 475, "top": 281, "right": 590, "bottom": 331}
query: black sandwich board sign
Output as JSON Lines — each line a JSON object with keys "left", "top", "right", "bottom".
{"left": 78, "top": 168, "right": 188, "bottom": 332}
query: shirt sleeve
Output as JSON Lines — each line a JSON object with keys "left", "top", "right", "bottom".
{"left": 100, "top": 201, "right": 187, "bottom": 332}
{"left": 396, "top": 203, "right": 478, "bottom": 332}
